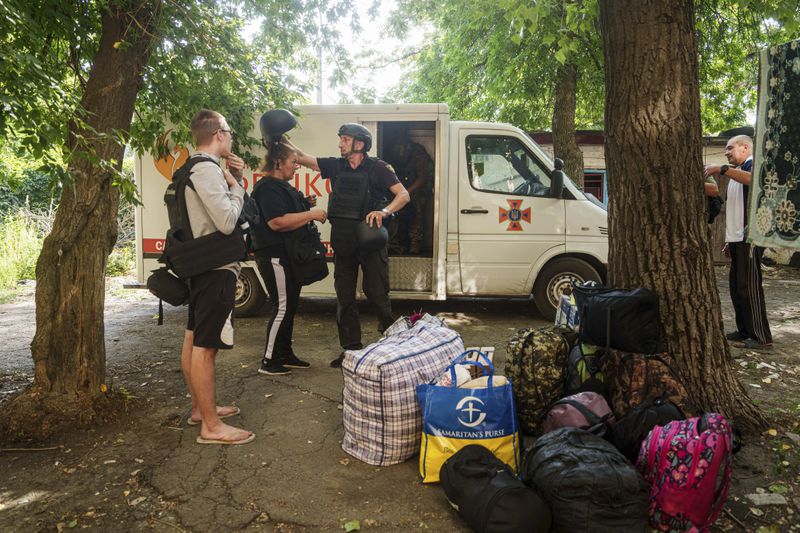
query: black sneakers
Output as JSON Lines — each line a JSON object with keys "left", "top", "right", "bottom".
{"left": 330, "top": 352, "right": 345, "bottom": 368}
{"left": 281, "top": 354, "right": 311, "bottom": 368}
{"left": 725, "top": 331, "right": 749, "bottom": 342}
{"left": 258, "top": 359, "right": 291, "bottom": 375}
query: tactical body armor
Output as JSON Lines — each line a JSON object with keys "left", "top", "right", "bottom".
{"left": 162, "top": 156, "right": 247, "bottom": 278}
{"left": 327, "top": 158, "right": 388, "bottom": 256}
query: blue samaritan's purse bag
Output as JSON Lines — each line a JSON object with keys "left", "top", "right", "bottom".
{"left": 416, "top": 350, "right": 520, "bottom": 483}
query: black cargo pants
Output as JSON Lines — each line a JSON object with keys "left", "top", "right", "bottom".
{"left": 334, "top": 247, "right": 395, "bottom": 350}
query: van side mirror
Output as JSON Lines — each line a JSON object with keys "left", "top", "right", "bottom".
{"left": 550, "top": 158, "right": 565, "bottom": 198}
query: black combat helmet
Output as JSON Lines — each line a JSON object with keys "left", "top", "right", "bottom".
{"left": 260, "top": 109, "right": 297, "bottom": 146}
{"left": 338, "top": 123, "right": 372, "bottom": 153}
{"left": 355, "top": 221, "right": 388, "bottom": 252}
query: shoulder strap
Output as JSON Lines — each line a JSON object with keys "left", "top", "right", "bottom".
{"left": 284, "top": 185, "right": 305, "bottom": 213}
{"left": 553, "top": 398, "right": 607, "bottom": 426}
{"left": 165, "top": 155, "right": 220, "bottom": 237}
{"left": 182, "top": 155, "right": 219, "bottom": 191}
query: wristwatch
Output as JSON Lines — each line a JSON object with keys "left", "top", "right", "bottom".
{"left": 720, "top": 164, "right": 730, "bottom": 176}
{"left": 380, "top": 208, "right": 391, "bottom": 216}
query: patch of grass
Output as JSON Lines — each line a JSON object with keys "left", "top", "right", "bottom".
{"left": 0, "top": 212, "right": 43, "bottom": 295}
{"left": 106, "top": 243, "right": 135, "bottom": 277}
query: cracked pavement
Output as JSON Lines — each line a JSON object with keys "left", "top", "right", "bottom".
{"left": 4, "top": 268, "right": 798, "bottom": 531}
{"left": 0, "top": 283, "right": 546, "bottom": 531}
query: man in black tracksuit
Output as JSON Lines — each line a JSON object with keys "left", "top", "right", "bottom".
{"left": 289, "top": 124, "right": 410, "bottom": 367}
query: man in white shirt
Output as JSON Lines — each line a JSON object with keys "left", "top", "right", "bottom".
{"left": 704, "top": 135, "right": 772, "bottom": 349}
{"left": 179, "top": 109, "right": 254, "bottom": 444}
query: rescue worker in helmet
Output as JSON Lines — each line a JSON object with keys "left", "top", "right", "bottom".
{"left": 288, "top": 123, "right": 410, "bottom": 367}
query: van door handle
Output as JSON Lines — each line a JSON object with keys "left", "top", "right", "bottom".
{"left": 460, "top": 208, "right": 489, "bottom": 214}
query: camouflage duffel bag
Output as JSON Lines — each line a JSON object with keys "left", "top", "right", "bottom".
{"left": 505, "top": 326, "right": 577, "bottom": 434}
{"left": 602, "top": 350, "right": 693, "bottom": 418}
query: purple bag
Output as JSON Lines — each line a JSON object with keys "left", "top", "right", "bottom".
{"left": 541, "top": 391, "right": 615, "bottom": 437}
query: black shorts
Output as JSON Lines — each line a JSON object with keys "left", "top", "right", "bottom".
{"left": 187, "top": 269, "right": 237, "bottom": 350}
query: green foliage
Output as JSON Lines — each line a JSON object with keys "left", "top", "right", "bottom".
{"left": 0, "top": 212, "right": 43, "bottom": 297}
{"left": 389, "top": 0, "right": 604, "bottom": 131}
{"left": 106, "top": 243, "right": 135, "bottom": 277}
{"left": 130, "top": 0, "right": 363, "bottom": 169}
{"left": 394, "top": 0, "right": 800, "bottom": 135}
{"left": 696, "top": 0, "right": 800, "bottom": 134}
{"left": 1, "top": 0, "right": 358, "bottom": 197}
{"left": 0, "top": 139, "right": 61, "bottom": 214}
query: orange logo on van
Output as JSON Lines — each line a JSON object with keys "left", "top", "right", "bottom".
{"left": 153, "top": 130, "right": 189, "bottom": 181}
{"left": 499, "top": 199, "right": 531, "bottom": 231}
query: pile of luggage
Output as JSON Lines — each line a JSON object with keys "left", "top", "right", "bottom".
{"left": 339, "top": 287, "right": 736, "bottom": 532}
{"left": 438, "top": 283, "right": 735, "bottom": 533}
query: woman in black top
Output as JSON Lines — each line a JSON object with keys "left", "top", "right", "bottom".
{"left": 252, "top": 138, "right": 327, "bottom": 375}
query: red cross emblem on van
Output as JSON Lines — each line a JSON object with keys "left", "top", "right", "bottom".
{"left": 499, "top": 199, "right": 531, "bottom": 231}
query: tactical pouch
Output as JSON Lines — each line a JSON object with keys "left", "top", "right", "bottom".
{"left": 146, "top": 267, "right": 189, "bottom": 306}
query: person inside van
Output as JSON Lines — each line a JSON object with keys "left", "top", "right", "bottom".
{"left": 251, "top": 136, "right": 328, "bottom": 375}
{"left": 386, "top": 129, "right": 433, "bottom": 255}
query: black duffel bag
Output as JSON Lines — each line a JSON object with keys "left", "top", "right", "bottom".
{"left": 441, "top": 445, "right": 551, "bottom": 533}
{"left": 146, "top": 267, "right": 190, "bottom": 325}
{"left": 522, "top": 427, "right": 649, "bottom": 533}
{"left": 284, "top": 222, "right": 329, "bottom": 286}
{"left": 572, "top": 282, "right": 663, "bottom": 353}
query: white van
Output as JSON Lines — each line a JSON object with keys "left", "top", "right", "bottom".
{"left": 134, "top": 104, "right": 608, "bottom": 319}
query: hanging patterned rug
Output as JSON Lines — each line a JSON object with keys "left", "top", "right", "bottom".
{"left": 749, "top": 38, "right": 800, "bottom": 249}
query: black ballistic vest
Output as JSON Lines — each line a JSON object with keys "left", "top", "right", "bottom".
{"left": 327, "top": 158, "right": 387, "bottom": 255}
{"left": 162, "top": 156, "right": 247, "bottom": 278}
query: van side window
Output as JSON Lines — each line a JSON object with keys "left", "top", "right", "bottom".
{"left": 466, "top": 136, "right": 553, "bottom": 197}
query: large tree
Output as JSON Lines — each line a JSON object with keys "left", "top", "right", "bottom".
{"left": 597, "top": 0, "right": 767, "bottom": 430}
{"left": 0, "top": 0, "right": 352, "bottom": 439}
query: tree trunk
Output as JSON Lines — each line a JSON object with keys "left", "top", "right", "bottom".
{"left": 1, "top": 1, "right": 159, "bottom": 439}
{"left": 552, "top": 62, "right": 585, "bottom": 188}
{"left": 598, "top": 0, "right": 765, "bottom": 432}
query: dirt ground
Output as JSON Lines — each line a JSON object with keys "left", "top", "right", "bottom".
{"left": 0, "top": 267, "right": 798, "bottom": 532}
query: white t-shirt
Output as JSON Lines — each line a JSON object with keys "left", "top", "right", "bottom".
{"left": 725, "top": 156, "right": 752, "bottom": 243}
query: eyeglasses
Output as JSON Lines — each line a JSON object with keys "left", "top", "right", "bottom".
{"left": 217, "top": 128, "right": 234, "bottom": 137}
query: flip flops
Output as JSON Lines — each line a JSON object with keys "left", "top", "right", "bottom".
{"left": 196, "top": 431, "right": 255, "bottom": 446}
{"left": 187, "top": 406, "right": 241, "bottom": 426}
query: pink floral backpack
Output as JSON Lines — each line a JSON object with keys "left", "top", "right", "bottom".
{"left": 636, "top": 413, "right": 733, "bottom": 532}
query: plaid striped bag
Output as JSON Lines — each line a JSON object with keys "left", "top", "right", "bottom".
{"left": 342, "top": 319, "right": 464, "bottom": 466}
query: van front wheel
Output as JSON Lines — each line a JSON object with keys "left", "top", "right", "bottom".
{"left": 532, "top": 258, "right": 601, "bottom": 321}
{"left": 234, "top": 267, "right": 266, "bottom": 317}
